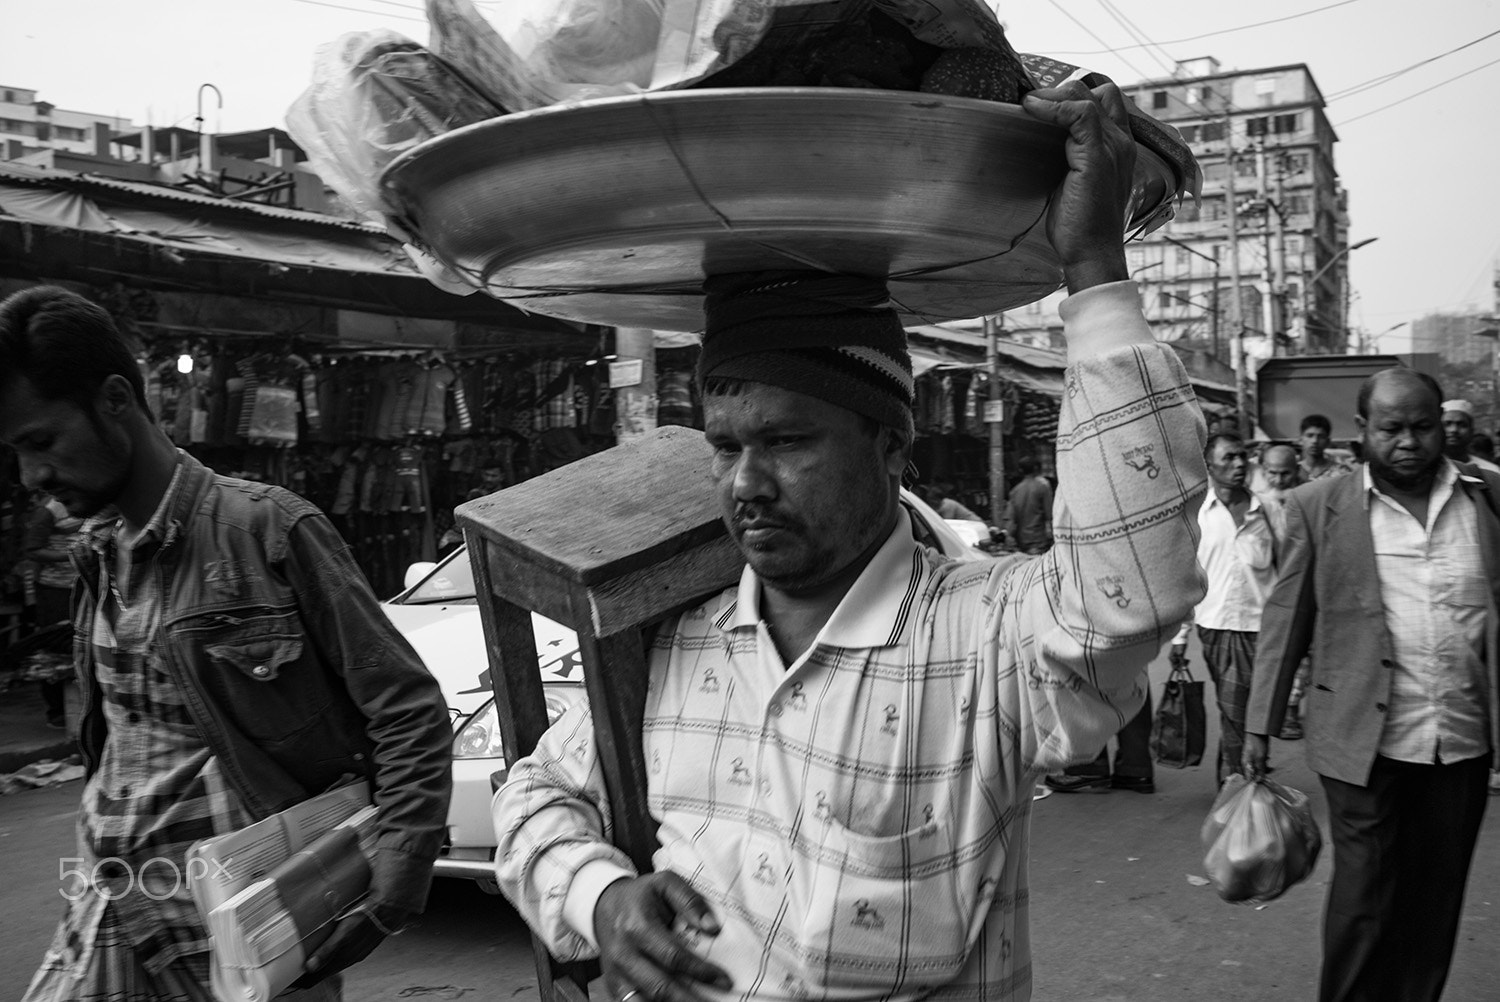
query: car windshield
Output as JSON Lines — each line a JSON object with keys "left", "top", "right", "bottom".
{"left": 402, "top": 548, "right": 478, "bottom": 604}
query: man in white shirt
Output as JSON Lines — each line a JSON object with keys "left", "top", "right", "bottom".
{"left": 1171, "top": 432, "right": 1276, "bottom": 785}
{"left": 1441, "top": 397, "right": 1500, "bottom": 473}
{"left": 1254, "top": 443, "right": 1309, "bottom": 739}
{"left": 491, "top": 82, "right": 1209, "bottom": 1002}
{"left": 1247, "top": 369, "right": 1499, "bottom": 1002}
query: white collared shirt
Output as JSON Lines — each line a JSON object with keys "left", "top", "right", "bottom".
{"left": 1364, "top": 461, "right": 1490, "bottom": 764}
{"left": 1187, "top": 488, "right": 1277, "bottom": 633}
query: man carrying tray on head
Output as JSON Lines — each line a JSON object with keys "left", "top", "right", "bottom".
{"left": 492, "top": 81, "right": 1208, "bottom": 1002}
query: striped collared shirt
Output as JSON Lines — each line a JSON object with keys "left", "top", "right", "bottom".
{"left": 72, "top": 459, "right": 253, "bottom": 973}
{"left": 494, "top": 290, "right": 1208, "bottom": 1002}
{"left": 1364, "top": 461, "right": 1490, "bottom": 764}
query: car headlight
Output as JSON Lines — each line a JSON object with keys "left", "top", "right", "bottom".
{"left": 452, "top": 694, "right": 573, "bottom": 760}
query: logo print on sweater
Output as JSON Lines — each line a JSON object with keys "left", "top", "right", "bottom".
{"left": 729, "top": 758, "right": 752, "bottom": 786}
{"left": 700, "top": 667, "right": 721, "bottom": 694}
{"left": 753, "top": 853, "right": 777, "bottom": 885}
{"left": 1122, "top": 445, "right": 1160, "bottom": 479}
{"left": 1095, "top": 576, "right": 1131, "bottom": 608}
{"left": 880, "top": 704, "right": 900, "bottom": 735}
{"left": 852, "top": 899, "right": 885, "bottom": 930}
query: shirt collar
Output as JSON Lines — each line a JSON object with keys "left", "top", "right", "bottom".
{"left": 84, "top": 455, "right": 188, "bottom": 557}
{"left": 1361, "top": 458, "right": 1458, "bottom": 509}
{"left": 718, "top": 506, "right": 925, "bottom": 650}
{"left": 1203, "top": 487, "right": 1264, "bottom": 513}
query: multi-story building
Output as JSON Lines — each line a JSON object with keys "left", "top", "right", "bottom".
{"left": 1409, "top": 311, "right": 1500, "bottom": 431}
{"left": 0, "top": 85, "right": 134, "bottom": 158}
{"left": 1122, "top": 57, "right": 1350, "bottom": 361}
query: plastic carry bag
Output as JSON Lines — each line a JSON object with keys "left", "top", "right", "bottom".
{"left": 1150, "top": 660, "right": 1205, "bottom": 768}
{"left": 1200, "top": 774, "right": 1323, "bottom": 904}
{"left": 425, "top": 0, "right": 1030, "bottom": 114}
{"left": 285, "top": 29, "right": 505, "bottom": 223}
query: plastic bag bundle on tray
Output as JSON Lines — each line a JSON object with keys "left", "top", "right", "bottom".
{"left": 1200, "top": 774, "right": 1323, "bottom": 904}
{"left": 424, "top": 0, "right": 1037, "bottom": 113}
{"left": 286, "top": 28, "right": 505, "bottom": 223}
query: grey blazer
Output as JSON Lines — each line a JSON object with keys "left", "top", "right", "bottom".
{"left": 1245, "top": 463, "right": 1500, "bottom": 786}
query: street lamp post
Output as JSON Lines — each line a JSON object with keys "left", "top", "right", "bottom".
{"left": 1305, "top": 236, "right": 1378, "bottom": 351}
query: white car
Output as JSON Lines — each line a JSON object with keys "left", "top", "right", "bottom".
{"left": 381, "top": 489, "right": 990, "bottom": 890}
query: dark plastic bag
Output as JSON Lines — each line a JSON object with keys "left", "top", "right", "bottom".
{"left": 1200, "top": 774, "right": 1323, "bottom": 903}
{"left": 1150, "top": 661, "right": 1205, "bottom": 768}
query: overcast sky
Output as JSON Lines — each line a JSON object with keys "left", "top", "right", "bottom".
{"left": 4, "top": 0, "right": 1498, "bottom": 350}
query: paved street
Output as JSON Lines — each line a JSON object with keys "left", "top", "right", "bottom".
{"left": 3, "top": 635, "right": 1498, "bottom": 1001}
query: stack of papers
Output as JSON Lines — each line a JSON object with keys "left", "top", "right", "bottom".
{"left": 188, "top": 784, "right": 376, "bottom": 1002}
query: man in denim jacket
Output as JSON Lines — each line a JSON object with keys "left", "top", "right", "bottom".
{"left": 0, "top": 286, "right": 453, "bottom": 1001}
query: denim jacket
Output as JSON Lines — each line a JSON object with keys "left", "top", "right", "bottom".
{"left": 71, "top": 453, "right": 453, "bottom": 921}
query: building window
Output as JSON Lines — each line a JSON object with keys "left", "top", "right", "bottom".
{"left": 0, "top": 118, "right": 35, "bottom": 136}
{"left": 1202, "top": 161, "right": 1226, "bottom": 183}
{"left": 1200, "top": 121, "right": 1226, "bottom": 142}
{"left": 1, "top": 91, "right": 12, "bottom": 103}
{"left": 1273, "top": 113, "right": 1300, "bottom": 135}
{"left": 1153, "top": 90, "right": 1168, "bottom": 110}
{"left": 1282, "top": 151, "right": 1310, "bottom": 175}
{"left": 1245, "top": 117, "right": 1268, "bottom": 138}
{"left": 1286, "top": 193, "right": 1312, "bottom": 216}
{"left": 1178, "top": 124, "right": 1198, "bottom": 143}
{"left": 1177, "top": 200, "right": 1201, "bottom": 223}
{"left": 54, "top": 125, "right": 86, "bottom": 142}
{"left": 1234, "top": 156, "right": 1259, "bottom": 178}
{"left": 1176, "top": 245, "right": 1190, "bottom": 267}
{"left": 1203, "top": 197, "right": 1227, "bottom": 221}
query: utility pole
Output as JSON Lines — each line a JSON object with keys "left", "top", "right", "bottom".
{"left": 1271, "top": 150, "right": 1289, "bottom": 353}
{"left": 1256, "top": 143, "right": 1277, "bottom": 357}
{"left": 1224, "top": 138, "right": 1250, "bottom": 436}
{"left": 984, "top": 314, "right": 1007, "bottom": 526}
{"left": 1211, "top": 244, "right": 1221, "bottom": 360}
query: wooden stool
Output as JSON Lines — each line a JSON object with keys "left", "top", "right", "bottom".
{"left": 456, "top": 425, "right": 741, "bottom": 1002}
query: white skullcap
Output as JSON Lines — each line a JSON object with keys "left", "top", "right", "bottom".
{"left": 1442, "top": 399, "right": 1475, "bottom": 415}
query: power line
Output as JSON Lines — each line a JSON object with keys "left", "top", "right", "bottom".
{"left": 1045, "top": 1, "right": 1362, "bottom": 55}
{"left": 1043, "top": 0, "right": 1157, "bottom": 82}
{"left": 1335, "top": 53, "right": 1500, "bottom": 125}
{"left": 287, "top": 0, "right": 426, "bottom": 22}
{"left": 1091, "top": 0, "right": 1179, "bottom": 78}
{"left": 1327, "top": 27, "right": 1500, "bottom": 100}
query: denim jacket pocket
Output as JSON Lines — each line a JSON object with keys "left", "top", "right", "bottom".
{"left": 206, "top": 636, "right": 302, "bottom": 682}
{"left": 172, "top": 605, "right": 333, "bottom": 743}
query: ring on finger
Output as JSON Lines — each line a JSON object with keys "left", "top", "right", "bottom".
{"left": 620, "top": 992, "right": 641, "bottom": 1002}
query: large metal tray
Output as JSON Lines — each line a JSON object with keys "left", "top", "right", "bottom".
{"left": 381, "top": 88, "right": 1179, "bottom": 331}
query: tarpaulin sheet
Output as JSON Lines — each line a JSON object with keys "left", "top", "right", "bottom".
{"left": 0, "top": 178, "right": 418, "bottom": 277}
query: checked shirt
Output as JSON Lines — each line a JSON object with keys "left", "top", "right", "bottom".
{"left": 493, "top": 282, "right": 1209, "bottom": 1002}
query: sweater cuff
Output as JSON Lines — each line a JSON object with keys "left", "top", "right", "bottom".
{"left": 562, "top": 858, "right": 637, "bottom": 948}
{"left": 1058, "top": 280, "right": 1154, "bottom": 363}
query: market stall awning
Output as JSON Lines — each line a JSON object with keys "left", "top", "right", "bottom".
{"left": 908, "top": 323, "right": 1237, "bottom": 407}
{"left": 0, "top": 161, "right": 590, "bottom": 340}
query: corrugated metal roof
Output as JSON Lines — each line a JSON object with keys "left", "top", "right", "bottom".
{"left": 0, "top": 160, "right": 376, "bottom": 233}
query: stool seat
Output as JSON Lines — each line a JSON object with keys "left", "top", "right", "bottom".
{"left": 456, "top": 426, "right": 741, "bottom": 1002}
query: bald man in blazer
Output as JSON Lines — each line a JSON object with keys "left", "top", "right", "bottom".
{"left": 1246, "top": 368, "right": 1500, "bottom": 1002}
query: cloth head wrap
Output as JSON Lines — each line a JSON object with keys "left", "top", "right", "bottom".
{"left": 1441, "top": 398, "right": 1474, "bottom": 416}
{"left": 697, "top": 271, "right": 913, "bottom": 428}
